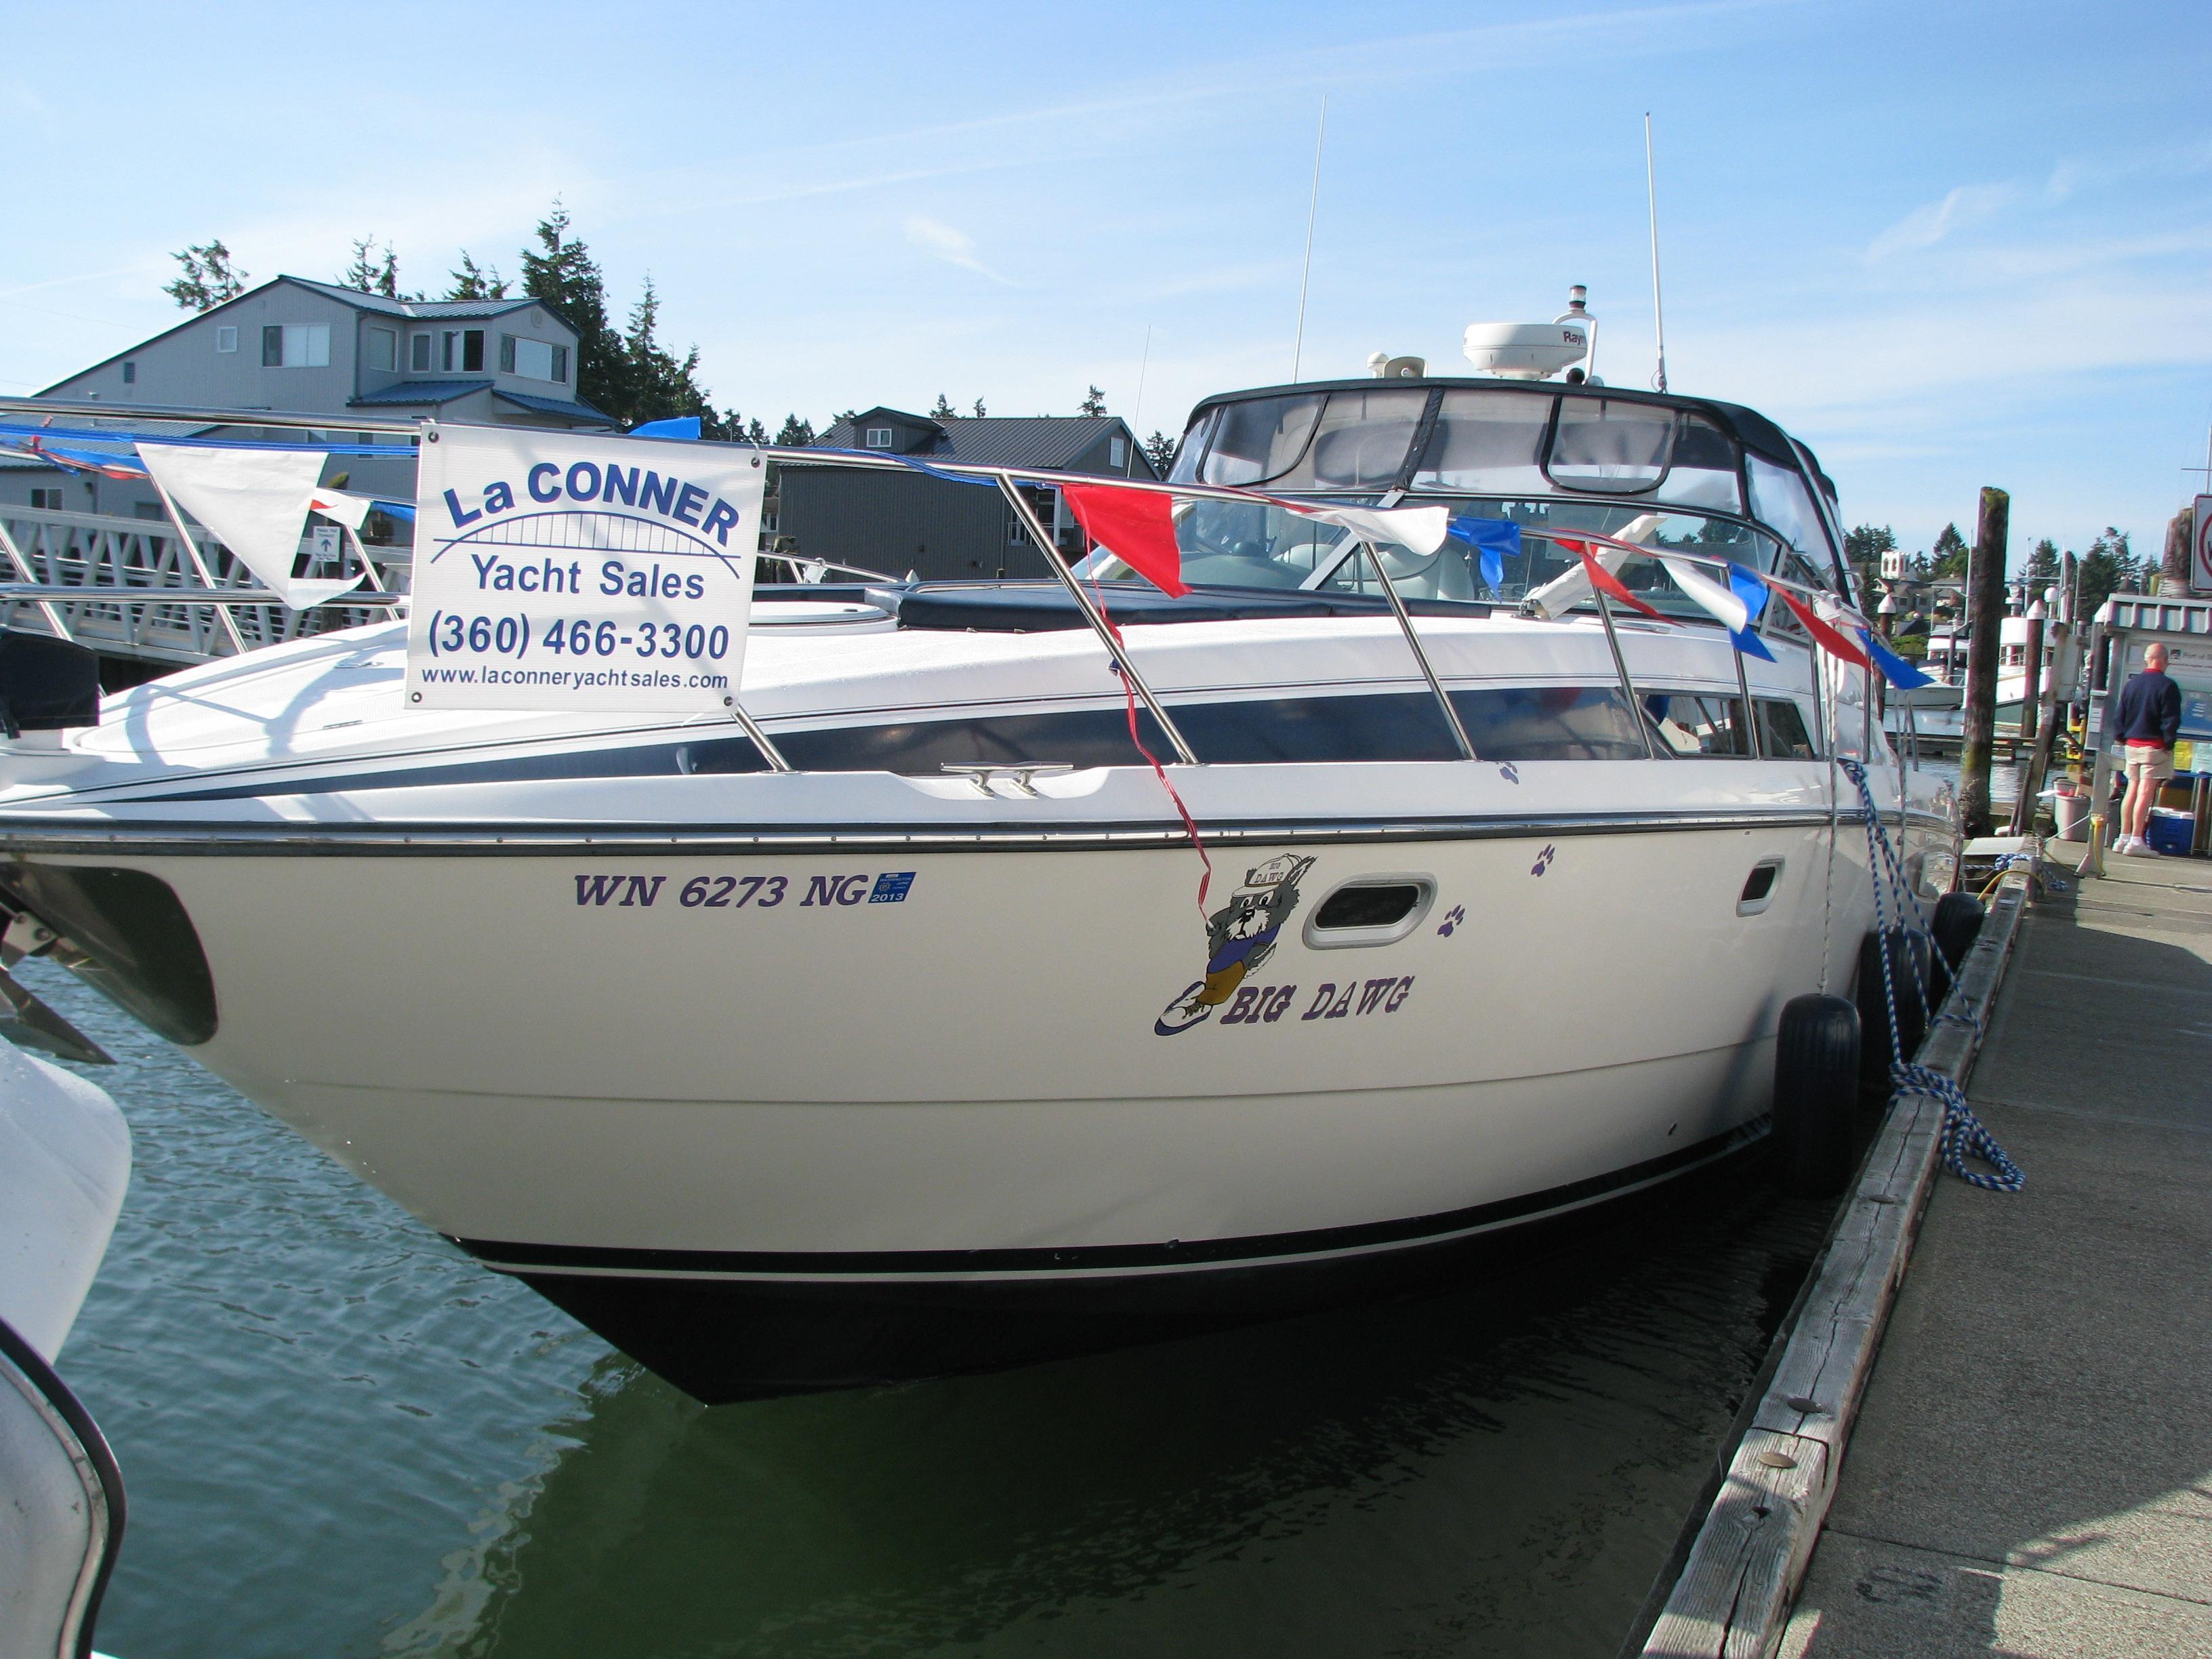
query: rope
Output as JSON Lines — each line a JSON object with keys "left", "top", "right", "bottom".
{"left": 1840, "top": 757, "right": 2024, "bottom": 1193}
{"left": 1088, "top": 575, "right": 1213, "bottom": 919}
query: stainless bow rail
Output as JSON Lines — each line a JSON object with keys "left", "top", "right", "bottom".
{"left": 0, "top": 395, "right": 1876, "bottom": 781}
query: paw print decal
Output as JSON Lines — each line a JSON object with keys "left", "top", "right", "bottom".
{"left": 1498, "top": 762, "right": 1520, "bottom": 784}
{"left": 1437, "top": 904, "right": 1467, "bottom": 937}
{"left": 1530, "top": 844, "right": 1556, "bottom": 877}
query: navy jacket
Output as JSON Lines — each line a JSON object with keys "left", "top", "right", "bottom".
{"left": 2114, "top": 669, "right": 2182, "bottom": 747}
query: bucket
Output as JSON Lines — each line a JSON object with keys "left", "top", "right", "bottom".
{"left": 2054, "top": 787, "right": 2089, "bottom": 842}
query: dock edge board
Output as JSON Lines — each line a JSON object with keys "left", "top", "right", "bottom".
{"left": 1634, "top": 871, "right": 2032, "bottom": 1659}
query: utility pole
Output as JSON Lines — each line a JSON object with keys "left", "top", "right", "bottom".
{"left": 1958, "top": 487, "right": 2009, "bottom": 838}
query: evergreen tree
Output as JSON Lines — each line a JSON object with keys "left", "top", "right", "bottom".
{"left": 446, "top": 253, "right": 509, "bottom": 300}
{"left": 1143, "top": 430, "right": 1176, "bottom": 474}
{"left": 163, "top": 239, "right": 248, "bottom": 310}
{"left": 2024, "top": 537, "right": 2060, "bottom": 590}
{"left": 522, "top": 203, "right": 624, "bottom": 416}
{"left": 929, "top": 392, "right": 956, "bottom": 419}
{"left": 339, "top": 236, "right": 401, "bottom": 298}
{"left": 971, "top": 397, "right": 987, "bottom": 418}
{"left": 2078, "top": 527, "right": 2138, "bottom": 619}
{"left": 745, "top": 417, "right": 769, "bottom": 445}
{"left": 1929, "top": 522, "right": 1969, "bottom": 579}
{"left": 1079, "top": 385, "right": 1107, "bottom": 417}
{"left": 1843, "top": 523, "right": 1896, "bottom": 602}
{"left": 775, "top": 415, "right": 816, "bottom": 447}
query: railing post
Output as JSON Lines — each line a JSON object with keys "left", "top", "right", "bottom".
{"left": 1353, "top": 539, "right": 1479, "bottom": 760}
{"left": 996, "top": 474, "right": 1200, "bottom": 766}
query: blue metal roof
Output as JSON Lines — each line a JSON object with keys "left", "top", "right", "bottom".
{"left": 493, "top": 388, "right": 614, "bottom": 426}
{"left": 284, "top": 276, "right": 537, "bottom": 321}
{"left": 348, "top": 380, "right": 492, "bottom": 408}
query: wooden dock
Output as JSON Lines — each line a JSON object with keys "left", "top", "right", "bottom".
{"left": 1636, "top": 844, "right": 2212, "bottom": 1656}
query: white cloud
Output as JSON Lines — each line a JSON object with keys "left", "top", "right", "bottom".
{"left": 1864, "top": 182, "right": 2021, "bottom": 262}
{"left": 903, "top": 215, "right": 1015, "bottom": 285}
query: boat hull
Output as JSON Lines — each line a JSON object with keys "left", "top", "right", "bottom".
{"left": 3, "top": 800, "right": 1892, "bottom": 1396}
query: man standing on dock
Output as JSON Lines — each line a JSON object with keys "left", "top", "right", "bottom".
{"left": 2113, "top": 641, "right": 2182, "bottom": 855}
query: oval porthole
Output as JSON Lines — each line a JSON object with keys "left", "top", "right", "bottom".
{"left": 1303, "top": 875, "right": 1436, "bottom": 949}
{"left": 1738, "top": 857, "right": 1785, "bottom": 916}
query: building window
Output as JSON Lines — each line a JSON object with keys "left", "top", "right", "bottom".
{"left": 29, "top": 488, "right": 62, "bottom": 511}
{"left": 215, "top": 325, "right": 238, "bottom": 354}
{"left": 438, "top": 329, "right": 487, "bottom": 373}
{"left": 367, "top": 328, "right": 397, "bottom": 372}
{"left": 411, "top": 333, "right": 432, "bottom": 372}
{"left": 864, "top": 427, "right": 893, "bottom": 449}
{"left": 506, "top": 335, "right": 564, "bottom": 382}
{"left": 121, "top": 361, "right": 137, "bottom": 384}
{"left": 263, "top": 324, "right": 330, "bottom": 368}
{"left": 1109, "top": 436, "right": 1126, "bottom": 468}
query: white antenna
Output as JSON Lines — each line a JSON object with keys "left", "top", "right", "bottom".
{"left": 1644, "top": 112, "right": 1669, "bottom": 394}
{"left": 1291, "top": 94, "right": 1328, "bottom": 382}
{"left": 1128, "top": 324, "right": 1151, "bottom": 476}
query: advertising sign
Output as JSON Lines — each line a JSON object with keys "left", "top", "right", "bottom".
{"left": 407, "top": 425, "right": 764, "bottom": 713}
{"left": 2194, "top": 494, "right": 2212, "bottom": 595}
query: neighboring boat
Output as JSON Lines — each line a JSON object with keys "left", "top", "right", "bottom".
{"left": 0, "top": 1030, "right": 130, "bottom": 1658}
{"left": 1884, "top": 616, "right": 2081, "bottom": 744}
{"left": 0, "top": 340, "right": 1957, "bottom": 1400}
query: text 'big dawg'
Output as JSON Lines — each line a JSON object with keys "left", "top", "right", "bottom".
{"left": 1218, "top": 976, "right": 1415, "bottom": 1025}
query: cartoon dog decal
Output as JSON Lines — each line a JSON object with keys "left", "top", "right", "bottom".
{"left": 1153, "top": 854, "right": 1317, "bottom": 1035}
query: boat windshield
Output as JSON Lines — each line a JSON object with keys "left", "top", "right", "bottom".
{"left": 1072, "top": 496, "right": 1831, "bottom": 623}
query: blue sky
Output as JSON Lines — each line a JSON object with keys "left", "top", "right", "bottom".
{"left": 4, "top": 0, "right": 2207, "bottom": 567}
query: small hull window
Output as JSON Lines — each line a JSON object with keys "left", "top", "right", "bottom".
{"left": 1303, "top": 876, "right": 1436, "bottom": 949}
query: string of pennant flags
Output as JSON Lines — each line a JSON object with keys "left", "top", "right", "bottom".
{"left": 0, "top": 413, "right": 1931, "bottom": 691}
{"left": 1055, "top": 474, "right": 1932, "bottom": 691}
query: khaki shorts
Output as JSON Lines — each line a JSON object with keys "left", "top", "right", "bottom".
{"left": 2125, "top": 746, "right": 2174, "bottom": 784}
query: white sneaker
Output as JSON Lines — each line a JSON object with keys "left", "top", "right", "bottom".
{"left": 2123, "top": 838, "right": 2158, "bottom": 857}
{"left": 2114, "top": 834, "right": 2141, "bottom": 853}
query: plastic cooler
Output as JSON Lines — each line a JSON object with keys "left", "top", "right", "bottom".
{"left": 2147, "top": 806, "right": 2195, "bottom": 856}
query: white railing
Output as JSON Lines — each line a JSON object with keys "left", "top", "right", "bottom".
{"left": 0, "top": 505, "right": 402, "bottom": 666}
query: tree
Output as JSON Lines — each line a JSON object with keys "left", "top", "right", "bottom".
{"left": 522, "top": 202, "right": 623, "bottom": 413}
{"left": 2023, "top": 537, "right": 2060, "bottom": 590}
{"left": 971, "top": 397, "right": 987, "bottom": 418}
{"left": 929, "top": 392, "right": 956, "bottom": 419}
{"left": 1843, "top": 523, "right": 1896, "bottom": 602}
{"left": 339, "top": 235, "right": 401, "bottom": 298}
{"left": 745, "top": 417, "right": 769, "bottom": 446}
{"left": 1079, "top": 385, "right": 1107, "bottom": 417}
{"left": 1143, "top": 430, "right": 1176, "bottom": 474}
{"left": 2078, "top": 527, "right": 2139, "bottom": 621}
{"left": 775, "top": 415, "right": 815, "bottom": 447}
{"left": 446, "top": 252, "right": 509, "bottom": 300}
{"left": 163, "top": 239, "right": 248, "bottom": 310}
{"left": 1929, "top": 522, "right": 1969, "bottom": 579}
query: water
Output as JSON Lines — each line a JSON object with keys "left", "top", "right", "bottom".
{"left": 31, "top": 958, "right": 1838, "bottom": 1659}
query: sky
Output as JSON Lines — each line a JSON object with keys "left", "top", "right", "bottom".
{"left": 3, "top": 0, "right": 2208, "bottom": 567}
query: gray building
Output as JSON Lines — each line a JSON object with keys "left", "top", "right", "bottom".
{"left": 779, "top": 408, "right": 1158, "bottom": 582}
{"left": 3, "top": 276, "right": 611, "bottom": 520}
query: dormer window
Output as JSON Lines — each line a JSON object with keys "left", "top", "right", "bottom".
{"left": 441, "top": 329, "right": 485, "bottom": 373}
{"left": 501, "top": 334, "right": 569, "bottom": 383}
{"left": 864, "top": 427, "right": 894, "bottom": 449}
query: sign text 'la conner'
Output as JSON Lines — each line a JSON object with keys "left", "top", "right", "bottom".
{"left": 442, "top": 459, "right": 750, "bottom": 548}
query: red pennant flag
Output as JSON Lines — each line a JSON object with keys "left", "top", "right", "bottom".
{"left": 1771, "top": 585, "right": 1871, "bottom": 669}
{"left": 1061, "top": 483, "right": 1189, "bottom": 597}
{"left": 1558, "top": 538, "right": 1662, "bottom": 619}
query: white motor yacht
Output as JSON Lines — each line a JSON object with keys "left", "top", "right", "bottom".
{"left": 0, "top": 354, "right": 1957, "bottom": 1399}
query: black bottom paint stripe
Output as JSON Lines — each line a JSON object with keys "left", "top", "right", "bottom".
{"left": 457, "top": 1118, "right": 1769, "bottom": 1279}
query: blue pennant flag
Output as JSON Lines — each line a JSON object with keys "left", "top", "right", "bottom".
{"left": 1860, "top": 627, "right": 1933, "bottom": 688}
{"left": 1727, "top": 565, "right": 1776, "bottom": 661}
{"left": 629, "top": 415, "right": 702, "bottom": 440}
{"left": 1444, "top": 514, "right": 1520, "bottom": 591}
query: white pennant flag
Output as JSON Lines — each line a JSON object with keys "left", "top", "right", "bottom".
{"left": 1294, "top": 504, "right": 1451, "bottom": 555}
{"left": 1654, "top": 552, "right": 1752, "bottom": 632}
{"left": 136, "top": 443, "right": 364, "bottom": 609}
